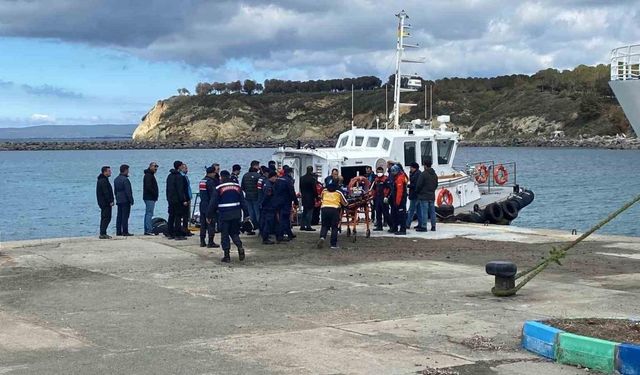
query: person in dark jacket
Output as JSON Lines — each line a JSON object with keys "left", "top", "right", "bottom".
{"left": 415, "top": 158, "right": 439, "bottom": 231}
{"left": 180, "top": 163, "right": 193, "bottom": 236}
{"left": 299, "top": 166, "right": 318, "bottom": 231}
{"left": 143, "top": 162, "right": 159, "bottom": 235}
{"left": 96, "top": 166, "right": 114, "bottom": 239}
{"left": 371, "top": 167, "right": 391, "bottom": 231}
{"left": 405, "top": 162, "right": 424, "bottom": 230}
{"left": 207, "top": 170, "right": 249, "bottom": 263}
{"left": 199, "top": 166, "right": 220, "bottom": 248}
{"left": 166, "top": 161, "right": 189, "bottom": 240}
{"left": 231, "top": 164, "right": 241, "bottom": 183}
{"left": 241, "top": 164, "right": 261, "bottom": 234}
{"left": 114, "top": 164, "right": 134, "bottom": 236}
{"left": 324, "top": 168, "right": 340, "bottom": 187}
{"left": 389, "top": 165, "right": 408, "bottom": 235}
{"left": 268, "top": 160, "right": 276, "bottom": 174}
{"left": 259, "top": 171, "right": 278, "bottom": 245}
{"left": 273, "top": 165, "right": 298, "bottom": 242}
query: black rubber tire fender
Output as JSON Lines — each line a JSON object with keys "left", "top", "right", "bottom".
{"left": 501, "top": 200, "right": 519, "bottom": 221}
{"left": 485, "top": 261, "right": 517, "bottom": 277}
{"left": 484, "top": 203, "right": 504, "bottom": 223}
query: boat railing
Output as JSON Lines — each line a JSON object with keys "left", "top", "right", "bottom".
{"left": 457, "top": 160, "right": 518, "bottom": 193}
{"left": 611, "top": 44, "right": 640, "bottom": 81}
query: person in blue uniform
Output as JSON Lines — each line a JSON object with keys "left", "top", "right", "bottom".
{"left": 259, "top": 171, "right": 278, "bottom": 245}
{"left": 198, "top": 166, "right": 219, "bottom": 248}
{"left": 207, "top": 170, "right": 249, "bottom": 263}
{"left": 273, "top": 165, "right": 298, "bottom": 242}
{"left": 231, "top": 164, "right": 241, "bottom": 183}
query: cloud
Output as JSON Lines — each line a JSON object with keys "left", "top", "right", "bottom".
{"left": 30, "top": 113, "right": 56, "bottom": 123}
{"left": 21, "top": 84, "right": 83, "bottom": 99}
{"left": 0, "top": 0, "right": 639, "bottom": 80}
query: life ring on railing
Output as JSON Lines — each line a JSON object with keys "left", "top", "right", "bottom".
{"left": 493, "top": 164, "right": 509, "bottom": 185}
{"left": 475, "top": 164, "right": 489, "bottom": 184}
{"left": 347, "top": 175, "right": 371, "bottom": 195}
{"left": 436, "top": 188, "right": 454, "bottom": 206}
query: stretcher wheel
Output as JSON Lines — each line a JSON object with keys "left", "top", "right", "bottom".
{"left": 366, "top": 229, "right": 370, "bottom": 238}
{"left": 346, "top": 227, "right": 351, "bottom": 237}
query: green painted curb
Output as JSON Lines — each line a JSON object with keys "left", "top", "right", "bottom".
{"left": 557, "top": 332, "right": 617, "bottom": 373}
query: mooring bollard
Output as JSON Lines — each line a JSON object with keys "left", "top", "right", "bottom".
{"left": 486, "top": 261, "right": 517, "bottom": 296}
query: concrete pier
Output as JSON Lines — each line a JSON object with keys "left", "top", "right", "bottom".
{"left": 1, "top": 224, "right": 639, "bottom": 374}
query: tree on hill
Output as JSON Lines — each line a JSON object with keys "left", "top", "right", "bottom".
{"left": 212, "top": 82, "right": 226, "bottom": 94}
{"left": 177, "top": 88, "right": 190, "bottom": 96}
{"left": 195, "top": 82, "right": 213, "bottom": 96}
{"left": 228, "top": 80, "right": 242, "bottom": 93}
{"left": 256, "top": 83, "right": 264, "bottom": 93}
{"left": 243, "top": 79, "right": 257, "bottom": 95}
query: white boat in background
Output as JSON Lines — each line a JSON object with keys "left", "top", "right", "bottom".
{"left": 610, "top": 45, "right": 640, "bottom": 137}
{"left": 272, "top": 11, "right": 534, "bottom": 225}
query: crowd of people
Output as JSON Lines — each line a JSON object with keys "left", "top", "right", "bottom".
{"left": 95, "top": 157, "right": 439, "bottom": 261}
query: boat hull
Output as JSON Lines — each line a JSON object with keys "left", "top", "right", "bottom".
{"left": 609, "top": 80, "right": 640, "bottom": 136}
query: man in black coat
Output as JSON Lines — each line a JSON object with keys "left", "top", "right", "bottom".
{"left": 198, "top": 166, "right": 219, "bottom": 248}
{"left": 240, "top": 161, "right": 261, "bottom": 235}
{"left": 299, "top": 166, "right": 318, "bottom": 231}
{"left": 166, "top": 160, "right": 189, "bottom": 240}
{"left": 415, "top": 158, "right": 439, "bottom": 231}
{"left": 114, "top": 164, "right": 134, "bottom": 236}
{"left": 96, "top": 166, "right": 114, "bottom": 239}
{"left": 143, "top": 162, "right": 159, "bottom": 235}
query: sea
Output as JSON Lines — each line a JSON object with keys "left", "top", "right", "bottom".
{"left": 0, "top": 147, "right": 639, "bottom": 242}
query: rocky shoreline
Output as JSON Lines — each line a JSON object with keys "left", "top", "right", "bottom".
{"left": 1, "top": 136, "right": 638, "bottom": 151}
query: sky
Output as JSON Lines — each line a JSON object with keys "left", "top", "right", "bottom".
{"left": 0, "top": 0, "right": 639, "bottom": 128}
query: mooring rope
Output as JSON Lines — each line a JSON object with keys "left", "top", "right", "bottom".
{"left": 492, "top": 192, "right": 640, "bottom": 296}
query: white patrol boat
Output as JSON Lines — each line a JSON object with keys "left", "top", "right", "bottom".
{"left": 609, "top": 44, "right": 640, "bottom": 137}
{"left": 272, "top": 10, "right": 534, "bottom": 224}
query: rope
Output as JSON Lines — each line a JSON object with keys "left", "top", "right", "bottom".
{"left": 492, "top": 192, "right": 640, "bottom": 296}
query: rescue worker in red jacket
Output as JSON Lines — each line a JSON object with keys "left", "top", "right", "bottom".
{"left": 389, "top": 164, "right": 409, "bottom": 235}
{"left": 371, "top": 166, "right": 391, "bottom": 231}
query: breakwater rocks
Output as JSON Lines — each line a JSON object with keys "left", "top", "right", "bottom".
{"left": 0, "top": 139, "right": 337, "bottom": 151}
{"left": 460, "top": 135, "right": 640, "bottom": 150}
{"left": 1, "top": 136, "right": 638, "bottom": 151}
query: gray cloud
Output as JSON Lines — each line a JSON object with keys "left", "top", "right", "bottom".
{"left": 1, "top": 0, "right": 639, "bottom": 79}
{"left": 21, "top": 84, "right": 83, "bottom": 99}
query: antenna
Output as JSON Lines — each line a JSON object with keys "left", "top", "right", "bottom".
{"left": 424, "top": 82, "right": 427, "bottom": 120}
{"left": 392, "top": 10, "right": 423, "bottom": 130}
{"left": 385, "top": 83, "right": 388, "bottom": 122}
{"left": 430, "top": 84, "right": 433, "bottom": 122}
{"left": 351, "top": 84, "right": 354, "bottom": 130}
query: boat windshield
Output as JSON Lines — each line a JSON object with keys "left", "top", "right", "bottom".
{"left": 437, "top": 139, "right": 454, "bottom": 164}
{"left": 420, "top": 140, "right": 432, "bottom": 163}
{"left": 382, "top": 138, "right": 391, "bottom": 150}
{"left": 367, "top": 137, "right": 379, "bottom": 147}
{"left": 355, "top": 136, "right": 364, "bottom": 146}
{"left": 338, "top": 136, "right": 349, "bottom": 148}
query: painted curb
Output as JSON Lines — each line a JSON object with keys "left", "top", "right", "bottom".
{"left": 557, "top": 332, "right": 616, "bottom": 373}
{"left": 522, "top": 320, "right": 563, "bottom": 359}
{"left": 618, "top": 343, "right": 640, "bottom": 375}
{"left": 521, "top": 320, "right": 640, "bottom": 375}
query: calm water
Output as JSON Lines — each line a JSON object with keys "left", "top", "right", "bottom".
{"left": 0, "top": 147, "right": 639, "bottom": 241}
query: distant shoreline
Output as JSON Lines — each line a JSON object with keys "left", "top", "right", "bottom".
{"left": 1, "top": 136, "right": 638, "bottom": 151}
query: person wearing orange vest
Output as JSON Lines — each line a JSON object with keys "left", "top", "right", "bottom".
{"left": 389, "top": 164, "right": 409, "bottom": 235}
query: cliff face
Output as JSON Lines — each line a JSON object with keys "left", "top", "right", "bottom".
{"left": 133, "top": 88, "right": 634, "bottom": 142}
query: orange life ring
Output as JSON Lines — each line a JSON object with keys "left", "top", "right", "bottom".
{"left": 436, "top": 188, "right": 454, "bottom": 206}
{"left": 493, "top": 164, "right": 509, "bottom": 185}
{"left": 347, "top": 175, "right": 371, "bottom": 195}
{"left": 475, "top": 164, "right": 489, "bottom": 184}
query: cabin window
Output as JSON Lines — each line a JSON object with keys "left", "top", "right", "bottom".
{"left": 338, "top": 136, "right": 348, "bottom": 148}
{"left": 420, "top": 140, "right": 433, "bottom": 164}
{"left": 404, "top": 141, "right": 416, "bottom": 166}
{"left": 366, "top": 137, "right": 379, "bottom": 147}
{"left": 382, "top": 138, "right": 391, "bottom": 151}
{"left": 354, "top": 136, "right": 364, "bottom": 146}
{"left": 437, "top": 139, "right": 454, "bottom": 165}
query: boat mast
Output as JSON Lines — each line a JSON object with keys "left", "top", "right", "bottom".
{"left": 392, "top": 10, "right": 423, "bottom": 130}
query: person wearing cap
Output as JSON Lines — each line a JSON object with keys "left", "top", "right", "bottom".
{"left": 406, "top": 162, "right": 424, "bottom": 231}
{"left": 207, "top": 170, "right": 250, "bottom": 262}
{"left": 143, "top": 162, "right": 159, "bottom": 235}
{"left": 241, "top": 162, "right": 261, "bottom": 235}
{"left": 299, "top": 166, "right": 318, "bottom": 231}
{"left": 166, "top": 160, "right": 189, "bottom": 240}
{"left": 273, "top": 165, "right": 298, "bottom": 242}
{"left": 231, "top": 164, "right": 241, "bottom": 183}
{"left": 198, "top": 166, "right": 220, "bottom": 248}
{"left": 316, "top": 182, "right": 348, "bottom": 249}
{"left": 389, "top": 164, "right": 409, "bottom": 235}
{"left": 259, "top": 171, "right": 278, "bottom": 244}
